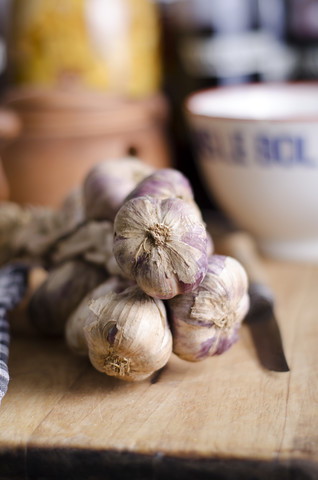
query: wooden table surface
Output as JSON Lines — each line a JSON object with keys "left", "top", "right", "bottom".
{"left": 0, "top": 256, "right": 318, "bottom": 479}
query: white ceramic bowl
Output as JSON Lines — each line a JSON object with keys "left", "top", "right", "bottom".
{"left": 185, "top": 83, "right": 318, "bottom": 262}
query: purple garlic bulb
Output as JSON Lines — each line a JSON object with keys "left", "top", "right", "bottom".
{"left": 83, "top": 157, "right": 155, "bottom": 222}
{"left": 167, "top": 254, "right": 250, "bottom": 362}
{"left": 125, "top": 167, "right": 206, "bottom": 223}
{"left": 125, "top": 168, "right": 194, "bottom": 203}
{"left": 113, "top": 195, "right": 209, "bottom": 300}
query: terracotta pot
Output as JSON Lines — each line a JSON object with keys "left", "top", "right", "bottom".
{"left": 2, "top": 87, "right": 172, "bottom": 208}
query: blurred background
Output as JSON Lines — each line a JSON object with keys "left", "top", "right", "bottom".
{"left": 0, "top": 0, "right": 317, "bottom": 209}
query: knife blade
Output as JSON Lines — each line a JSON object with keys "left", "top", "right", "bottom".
{"left": 244, "top": 281, "right": 290, "bottom": 372}
{"left": 210, "top": 226, "right": 290, "bottom": 372}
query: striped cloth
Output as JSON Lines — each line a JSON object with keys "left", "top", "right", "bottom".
{"left": 0, "top": 263, "right": 28, "bottom": 405}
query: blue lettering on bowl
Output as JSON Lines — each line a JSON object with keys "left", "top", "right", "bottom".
{"left": 230, "top": 132, "right": 246, "bottom": 165}
{"left": 256, "top": 135, "right": 316, "bottom": 167}
{"left": 193, "top": 129, "right": 222, "bottom": 160}
{"left": 194, "top": 129, "right": 247, "bottom": 165}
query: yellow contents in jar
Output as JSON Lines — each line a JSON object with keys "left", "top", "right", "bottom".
{"left": 10, "top": 0, "right": 162, "bottom": 97}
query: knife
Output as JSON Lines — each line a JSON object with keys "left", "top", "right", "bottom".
{"left": 210, "top": 226, "right": 290, "bottom": 372}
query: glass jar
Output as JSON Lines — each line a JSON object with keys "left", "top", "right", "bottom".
{"left": 9, "top": 0, "right": 162, "bottom": 98}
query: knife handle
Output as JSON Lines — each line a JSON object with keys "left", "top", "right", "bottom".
{"left": 215, "top": 231, "right": 268, "bottom": 285}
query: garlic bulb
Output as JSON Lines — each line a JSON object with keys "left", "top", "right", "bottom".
{"left": 167, "top": 255, "right": 249, "bottom": 362}
{"left": 83, "top": 157, "right": 155, "bottom": 222}
{"left": 125, "top": 168, "right": 194, "bottom": 203}
{"left": 28, "top": 259, "right": 107, "bottom": 336}
{"left": 51, "top": 220, "right": 122, "bottom": 276}
{"left": 84, "top": 284, "right": 172, "bottom": 381}
{"left": 113, "top": 196, "right": 209, "bottom": 299}
{"left": 125, "top": 167, "right": 205, "bottom": 222}
{"left": 65, "top": 276, "right": 132, "bottom": 355}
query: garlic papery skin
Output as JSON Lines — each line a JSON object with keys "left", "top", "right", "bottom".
{"left": 83, "top": 157, "right": 155, "bottom": 222}
{"left": 10, "top": 205, "right": 67, "bottom": 259}
{"left": 28, "top": 259, "right": 107, "bottom": 336}
{"left": 125, "top": 168, "right": 194, "bottom": 203}
{"left": 65, "top": 276, "right": 132, "bottom": 355}
{"left": 0, "top": 192, "right": 84, "bottom": 266}
{"left": 51, "top": 220, "right": 122, "bottom": 276}
{"left": 83, "top": 285, "right": 172, "bottom": 381}
{"left": 167, "top": 255, "right": 249, "bottom": 362}
{"left": 113, "top": 196, "right": 209, "bottom": 300}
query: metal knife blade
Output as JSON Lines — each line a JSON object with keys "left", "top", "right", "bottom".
{"left": 209, "top": 224, "right": 290, "bottom": 372}
{"left": 245, "top": 281, "right": 289, "bottom": 372}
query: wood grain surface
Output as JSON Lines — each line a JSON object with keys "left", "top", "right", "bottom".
{"left": 0, "top": 258, "right": 318, "bottom": 479}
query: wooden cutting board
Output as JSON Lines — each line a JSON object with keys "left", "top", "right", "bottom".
{"left": 0, "top": 257, "right": 318, "bottom": 479}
